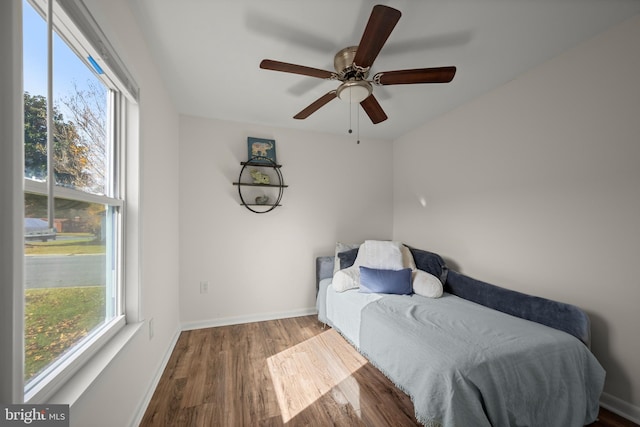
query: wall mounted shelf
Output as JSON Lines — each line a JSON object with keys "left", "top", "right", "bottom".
{"left": 233, "top": 157, "right": 287, "bottom": 213}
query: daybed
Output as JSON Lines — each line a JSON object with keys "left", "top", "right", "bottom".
{"left": 315, "top": 242, "right": 605, "bottom": 427}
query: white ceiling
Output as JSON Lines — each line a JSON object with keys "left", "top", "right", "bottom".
{"left": 128, "top": 0, "right": 640, "bottom": 141}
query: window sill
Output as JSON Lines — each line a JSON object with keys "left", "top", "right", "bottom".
{"left": 44, "top": 321, "right": 144, "bottom": 406}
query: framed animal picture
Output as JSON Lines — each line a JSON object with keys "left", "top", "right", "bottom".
{"left": 247, "top": 137, "right": 277, "bottom": 164}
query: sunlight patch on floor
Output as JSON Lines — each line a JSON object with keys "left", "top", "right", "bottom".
{"left": 267, "top": 329, "right": 367, "bottom": 423}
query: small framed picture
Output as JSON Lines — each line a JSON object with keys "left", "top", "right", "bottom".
{"left": 247, "top": 137, "right": 277, "bottom": 164}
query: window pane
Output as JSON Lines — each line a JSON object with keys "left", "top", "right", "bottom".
{"left": 24, "top": 193, "right": 116, "bottom": 384}
{"left": 53, "top": 31, "right": 109, "bottom": 195}
{"left": 23, "top": 0, "right": 109, "bottom": 195}
{"left": 23, "top": 1, "right": 48, "bottom": 181}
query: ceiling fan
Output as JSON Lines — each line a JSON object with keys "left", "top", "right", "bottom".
{"left": 259, "top": 4, "right": 457, "bottom": 124}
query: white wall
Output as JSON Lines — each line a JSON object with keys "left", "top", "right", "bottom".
{"left": 393, "top": 15, "right": 640, "bottom": 419}
{"left": 60, "top": 1, "right": 181, "bottom": 426}
{"left": 179, "top": 115, "right": 393, "bottom": 327}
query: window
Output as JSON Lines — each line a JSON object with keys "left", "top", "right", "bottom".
{"left": 22, "top": 0, "right": 138, "bottom": 402}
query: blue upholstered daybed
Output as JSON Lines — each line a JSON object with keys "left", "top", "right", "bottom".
{"left": 315, "top": 245, "right": 605, "bottom": 427}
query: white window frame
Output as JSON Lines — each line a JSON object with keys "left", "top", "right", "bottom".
{"left": 19, "top": 0, "right": 141, "bottom": 404}
{"left": 0, "top": 0, "right": 27, "bottom": 405}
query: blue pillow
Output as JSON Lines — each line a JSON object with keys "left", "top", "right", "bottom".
{"left": 359, "top": 267, "right": 412, "bottom": 295}
{"left": 408, "top": 247, "right": 448, "bottom": 284}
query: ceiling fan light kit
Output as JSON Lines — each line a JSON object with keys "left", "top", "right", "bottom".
{"left": 259, "top": 4, "right": 457, "bottom": 125}
{"left": 337, "top": 81, "right": 372, "bottom": 103}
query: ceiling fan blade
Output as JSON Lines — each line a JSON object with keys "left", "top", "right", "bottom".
{"left": 294, "top": 91, "right": 337, "bottom": 119}
{"left": 374, "top": 66, "right": 457, "bottom": 85}
{"left": 360, "top": 94, "right": 388, "bottom": 124}
{"left": 353, "top": 5, "right": 401, "bottom": 69}
{"left": 260, "top": 59, "right": 335, "bottom": 79}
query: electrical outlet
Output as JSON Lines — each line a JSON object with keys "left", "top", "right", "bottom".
{"left": 149, "top": 317, "right": 154, "bottom": 340}
{"left": 200, "top": 281, "right": 209, "bottom": 294}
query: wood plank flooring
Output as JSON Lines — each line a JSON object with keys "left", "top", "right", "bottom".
{"left": 140, "top": 315, "right": 638, "bottom": 427}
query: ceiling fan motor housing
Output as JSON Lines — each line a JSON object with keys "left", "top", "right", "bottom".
{"left": 334, "top": 46, "right": 358, "bottom": 73}
{"left": 334, "top": 46, "right": 369, "bottom": 79}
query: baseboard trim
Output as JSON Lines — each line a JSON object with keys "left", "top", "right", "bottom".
{"left": 600, "top": 392, "right": 640, "bottom": 424}
{"left": 129, "top": 328, "right": 181, "bottom": 427}
{"left": 181, "top": 307, "right": 318, "bottom": 331}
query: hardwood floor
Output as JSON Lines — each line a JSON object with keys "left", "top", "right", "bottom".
{"left": 592, "top": 408, "right": 640, "bottom": 427}
{"left": 140, "top": 315, "right": 638, "bottom": 427}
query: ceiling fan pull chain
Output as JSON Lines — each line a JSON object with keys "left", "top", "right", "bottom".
{"left": 348, "top": 90, "right": 353, "bottom": 135}
{"left": 357, "top": 106, "right": 360, "bottom": 144}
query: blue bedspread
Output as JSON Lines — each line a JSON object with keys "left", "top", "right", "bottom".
{"left": 321, "top": 282, "right": 605, "bottom": 427}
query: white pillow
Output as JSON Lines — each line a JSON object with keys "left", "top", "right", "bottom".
{"left": 333, "top": 242, "right": 361, "bottom": 275}
{"left": 412, "top": 270, "right": 443, "bottom": 298}
{"left": 357, "top": 240, "right": 404, "bottom": 270}
{"left": 332, "top": 267, "right": 360, "bottom": 292}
